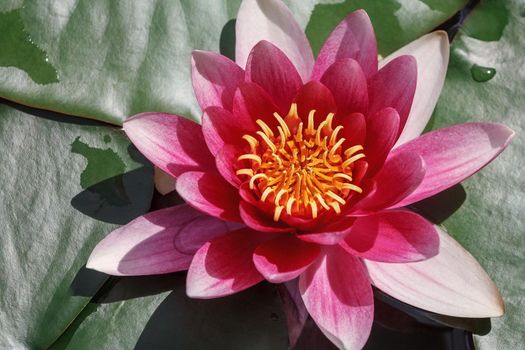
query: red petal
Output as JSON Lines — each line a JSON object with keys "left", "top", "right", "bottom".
{"left": 367, "top": 55, "right": 417, "bottom": 140}
{"left": 294, "top": 81, "right": 337, "bottom": 125}
{"left": 353, "top": 152, "right": 425, "bottom": 212}
{"left": 176, "top": 171, "right": 241, "bottom": 222}
{"left": 202, "top": 107, "right": 250, "bottom": 156}
{"left": 186, "top": 228, "right": 265, "bottom": 298}
{"left": 246, "top": 40, "right": 303, "bottom": 114}
{"left": 253, "top": 235, "right": 320, "bottom": 283}
{"left": 233, "top": 82, "right": 281, "bottom": 129}
{"left": 364, "top": 107, "right": 400, "bottom": 175}
{"left": 239, "top": 201, "right": 293, "bottom": 233}
{"left": 321, "top": 58, "right": 368, "bottom": 116}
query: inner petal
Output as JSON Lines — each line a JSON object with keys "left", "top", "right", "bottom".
{"left": 236, "top": 103, "right": 365, "bottom": 222}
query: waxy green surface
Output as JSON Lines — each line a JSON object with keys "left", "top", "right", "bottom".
{"left": 430, "top": 0, "right": 525, "bottom": 348}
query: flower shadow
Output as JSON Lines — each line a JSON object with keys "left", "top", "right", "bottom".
{"left": 70, "top": 144, "right": 153, "bottom": 225}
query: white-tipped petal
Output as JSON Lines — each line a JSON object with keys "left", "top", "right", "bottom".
{"left": 365, "top": 226, "right": 505, "bottom": 318}
{"left": 235, "top": 0, "right": 314, "bottom": 81}
{"left": 382, "top": 31, "right": 450, "bottom": 146}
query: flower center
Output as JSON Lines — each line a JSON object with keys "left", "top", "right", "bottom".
{"left": 236, "top": 103, "right": 365, "bottom": 222}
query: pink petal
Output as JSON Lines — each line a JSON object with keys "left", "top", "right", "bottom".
{"left": 352, "top": 152, "right": 425, "bottom": 212}
{"left": 86, "top": 205, "right": 232, "bottom": 276}
{"left": 339, "top": 112, "right": 367, "bottom": 147}
{"left": 367, "top": 55, "right": 417, "bottom": 140}
{"left": 293, "top": 81, "right": 337, "bottom": 126}
{"left": 235, "top": 0, "right": 314, "bottom": 81}
{"left": 239, "top": 201, "right": 293, "bottom": 233}
{"left": 341, "top": 210, "right": 439, "bottom": 262}
{"left": 186, "top": 228, "right": 265, "bottom": 298}
{"left": 312, "top": 10, "right": 377, "bottom": 80}
{"left": 365, "top": 226, "right": 505, "bottom": 317}
{"left": 320, "top": 58, "right": 368, "bottom": 116}
{"left": 297, "top": 216, "right": 356, "bottom": 245}
{"left": 385, "top": 32, "right": 450, "bottom": 146}
{"left": 123, "top": 113, "right": 215, "bottom": 178}
{"left": 246, "top": 40, "right": 303, "bottom": 113}
{"left": 253, "top": 235, "right": 320, "bottom": 283}
{"left": 202, "top": 107, "right": 252, "bottom": 156}
{"left": 233, "top": 82, "right": 281, "bottom": 128}
{"left": 299, "top": 247, "right": 374, "bottom": 350}
{"left": 364, "top": 107, "right": 400, "bottom": 175}
{"left": 215, "top": 145, "right": 242, "bottom": 188}
{"left": 191, "top": 50, "right": 245, "bottom": 111}
{"left": 392, "top": 123, "right": 514, "bottom": 207}
{"left": 176, "top": 171, "right": 241, "bottom": 222}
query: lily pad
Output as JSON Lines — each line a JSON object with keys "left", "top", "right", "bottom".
{"left": 0, "top": 0, "right": 466, "bottom": 125}
{"left": 0, "top": 100, "right": 153, "bottom": 349}
{"left": 428, "top": 0, "right": 525, "bottom": 348}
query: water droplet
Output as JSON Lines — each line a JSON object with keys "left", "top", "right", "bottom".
{"left": 103, "top": 135, "right": 111, "bottom": 143}
{"left": 470, "top": 64, "right": 496, "bottom": 82}
{"left": 0, "top": 9, "right": 59, "bottom": 85}
{"left": 270, "top": 312, "right": 279, "bottom": 321}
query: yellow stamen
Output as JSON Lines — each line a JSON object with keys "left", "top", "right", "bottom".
{"left": 273, "top": 112, "right": 291, "bottom": 137}
{"left": 274, "top": 206, "right": 284, "bottom": 221}
{"left": 242, "top": 135, "right": 258, "bottom": 151}
{"left": 238, "top": 104, "right": 365, "bottom": 221}
{"left": 236, "top": 169, "right": 254, "bottom": 177}
{"left": 249, "top": 173, "right": 268, "bottom": 189}
{"left": 256, "top": 119, "right": 274, "bottom": 137}
{"left": 238, "top": 154, "right": 262, "bottom": 164}
{"left": 344, "top": 145, "right": 364, "bottom": 157}
{"left": 342, "top": 153, "right": 366, "bottom": 168}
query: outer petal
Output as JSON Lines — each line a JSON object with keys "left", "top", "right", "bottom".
{"left": 364, "top": 107, "right": 400, "bottom": 175}
{"left": 392, "top": 123, "right": 514, "bottom": 207}
{"left": 236, "top": 0, "right": 314, "bottom": 81}
{"left": 123, "top": 113, "right": 215, "bottom": 177}
{"left": 341, "top": 210, "right": 439, "bottom": 263}
{"left": 176, "top": 171, "right": 241, "bottom": 222}
{"left": 191, "top": 50, "right": 245, "bottom": 111}
{"left": 312, "top": 9, "right": 377, "bottom": 79}
{"left": 320, "top": 58, "right": 368, "bottom": 116}
{"left": 86, "top": 205, "right": 231, "bottom": 276}
{"left": 367, "top": 55, "right": 417, "bottom": 139}
{"left": 253, "top": 235, "right": 320, "bottom": 283}
{"left": 299, "top": 247, "right": 374, "bottom": 350}
{"left": 382, "top": 32, "right": 450, "bottom": 146}
{"left": 365, "top": 226, "right": 505, "bottom": 317}
{"left": 186, "top": 228, "right": 265, "bottom": 298}
{"left": 246, "top": 40, "right": 303, "bottom": 113}
{"left": 353, "top": 152, "right": 425, "bottom": 212}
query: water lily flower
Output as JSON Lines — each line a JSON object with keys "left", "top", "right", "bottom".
{"left": 87, "top": 1, "right": 513, "bottom": 349}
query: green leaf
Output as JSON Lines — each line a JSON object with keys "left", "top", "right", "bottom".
{"left": 48, "top": 275, "right": 288, "bottom": 350}
{"left": 0, "top": 101, "right": 153, "bottom": 349}
{"left": 306, "top": 0, "right": 468, "bottom": 56}
{"left": 426, "top": 0, "right": 525, "bottom": 348}
{"left": 0, "top": 0, "right": 465, "bottom": 125}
